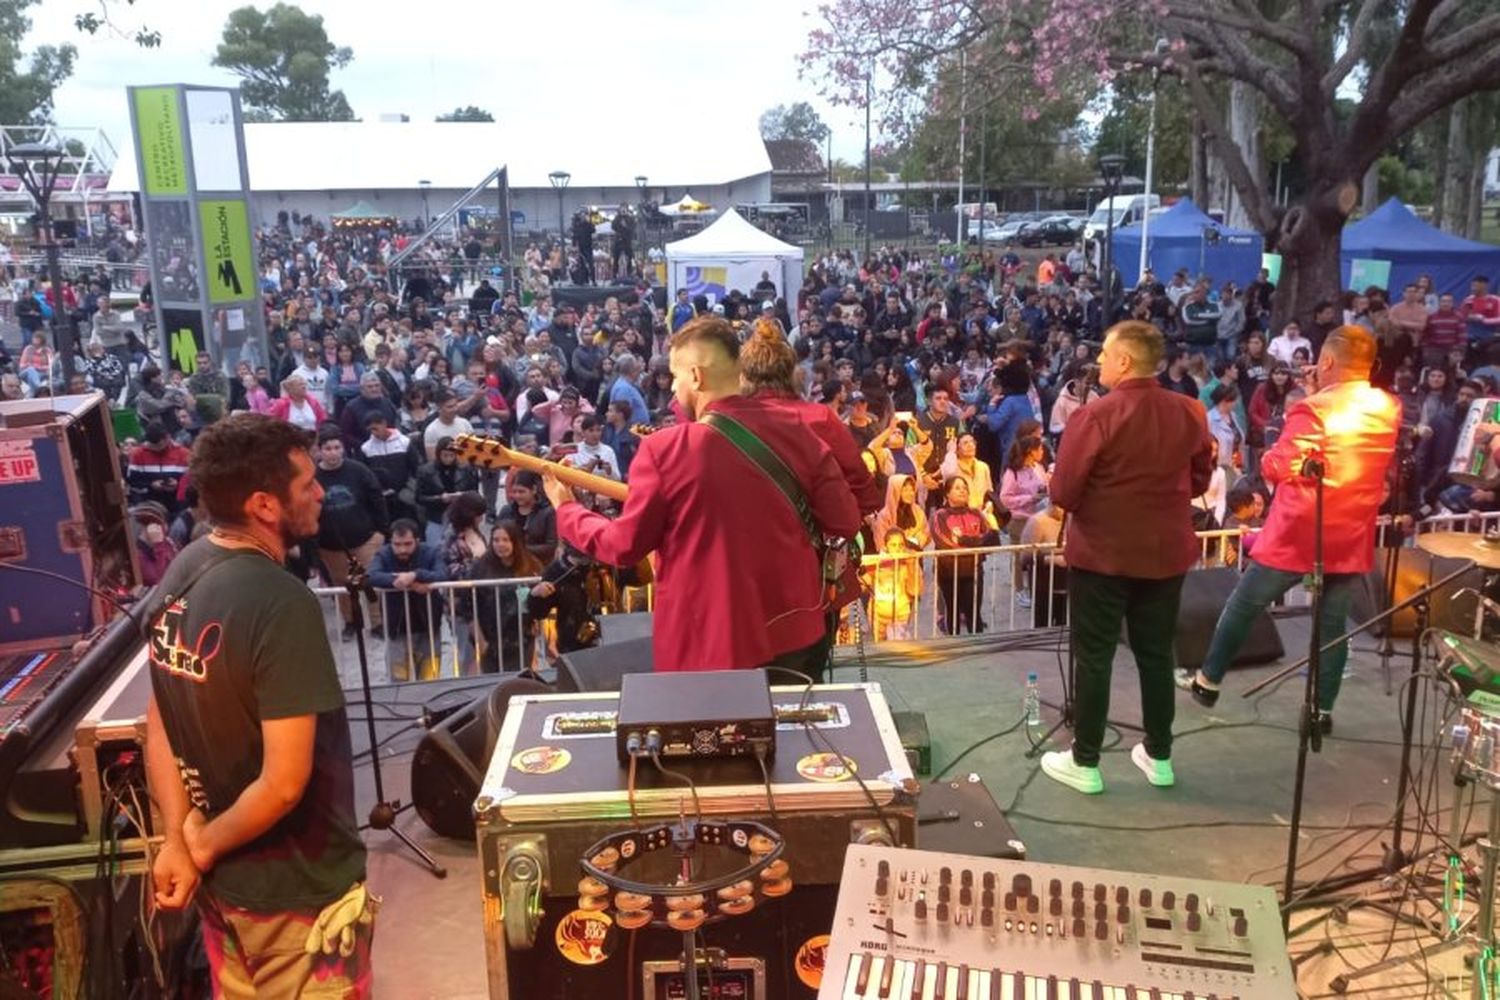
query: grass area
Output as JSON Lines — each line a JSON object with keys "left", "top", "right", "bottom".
{"left": 1482, "top": 211, "right": 1500, "bottom": 247}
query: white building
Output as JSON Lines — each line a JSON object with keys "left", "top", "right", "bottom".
{"left": 105, "top": 120, "right": 772, "bottom": 234}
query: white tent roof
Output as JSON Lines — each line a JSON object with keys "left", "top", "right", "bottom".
{"left": 107, "top": 121, "right": 771, "bottom": 193}
{"left": 665, "top": 209, "right": 802, "bottom": 259}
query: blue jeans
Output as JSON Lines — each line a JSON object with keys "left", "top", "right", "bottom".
{"left": 1200, "top": 560, "right": 1359, "bottom": 712}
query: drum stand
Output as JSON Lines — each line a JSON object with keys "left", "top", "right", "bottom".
{"left": 1328, "top": 752, "right": 1499, "bottom": 997}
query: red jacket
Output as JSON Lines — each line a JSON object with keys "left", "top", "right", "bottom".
{"left": 758, "top": 393, "right": 883, "bottom": 517}
{"left": 267, "top": 394, "right": 328, "bottom": 425}
{"left": 1251, "top": 379, "right": 1399, "bottom": 575}
{"left": 1050, "top": 377, "right": 1214, "bottom": 579}
{"left": 557, "top": 394, "right": 862, "bottom": 671}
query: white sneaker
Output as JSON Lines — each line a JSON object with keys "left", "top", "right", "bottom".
{"left": 1015, "top": 590, "right": 1033, "bottom": 609}
{"left": 1040, "top": 751, "right": 1104, "bottom": 795}
{"left": 1173, "top": 669, "right": 1194, "bottom": 690}
{"left": 1131, "top": 743, "right": 1175, "bottom": 788}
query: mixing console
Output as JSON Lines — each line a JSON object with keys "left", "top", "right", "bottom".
{"left": 820, "top": 845, "right": 1294, "bottom": 999}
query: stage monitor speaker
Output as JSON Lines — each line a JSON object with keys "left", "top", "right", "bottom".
{"left": 1174, "top": 566, "right": 1284, "bottom": 671}
{"left": 1351, "top": 547, "right": 1481, "bottom": 639}
{"left": 410, "top": 676, "right": 551, "bottom": 840}
{"left": 554, "top": 635, "right": 654, "bottom": 693}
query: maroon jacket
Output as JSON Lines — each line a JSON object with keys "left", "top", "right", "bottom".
{"left": 758, "top": 392, "right": 883, "bottom": 517}
{"left": 558, "top": 394, "right": 862, "bottom": 671}
{"left": 1050, "top": 377, "right": 1214, "bottom": 579}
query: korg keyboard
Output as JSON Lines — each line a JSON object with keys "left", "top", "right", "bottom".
{"left": 820, "top": 845, "right": 1294, "bottom": 999}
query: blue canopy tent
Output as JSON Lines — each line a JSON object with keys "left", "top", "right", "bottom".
{"left": 1111, "top": 199, "right": 1263, "bottom": 287}
{"left": 1340, "top": 198, "right": 1500, "bottom": 298}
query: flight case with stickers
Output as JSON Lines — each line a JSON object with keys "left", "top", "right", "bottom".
{"left": 476, "top": 683, "right": 918, "bottom": 999}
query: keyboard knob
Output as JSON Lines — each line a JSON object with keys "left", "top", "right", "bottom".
{"left": 941, "top": 866, "right": 953, "bottom": 884}
{"left": 938, "top": 884, "right": 951, "bottom": 904}
{"left": 1233, "top": 914, "right": 1249, "bottom": 937}
{"left": 1004, "top": 892, "right": 1017, "bottom": 911}
{"left": 1071, "top": 881, "right": 1085, "bottom": 899}
{"left": 982, "top": 872, "right": 996, "bottom": 891}
{"left": 960, "top": 886, "right": 973, "bottom": 908}
{"left": 1072, "top": 917, "right": 1086, "bottom": 938}
{"left": 1049, "top": 897, "right": 1062, "bottom": 917}
{"left": 1117, "top": 905, "right": 1131, "bottom": 924}
{"left": 982, "top": 889, "right": 995, "bottom": 910}
{"left": 981, "top": 907, "right": 994, "bottom": 927}
{"left": 1049, "top": 878, "right": 1063, "bottom": 897}
{"left": 877, "top": 860, "right": 890, "bottom": 878}
{"left": 961, "top": 869, "right": 974, "bottom": 888}
{"left": 1094, "top": 902, "right": 1108, "bottom": 922}
{"left": 1139, "top": 888, "right": 1152, "bottom": 908}
{"left": 1116, "top": 886, "right": 1129, "bottom": 906}
{"left": 1013, "top": 874, "right": 1032, "bottom": 896}
{"left": 1094, "top": 883, "right": 1107, "bottom": 902}
{"left": 1187, "top": 911, "right": 1202, "bottom": 933}
{"left": 1186, "top": 892, "right": 1200, "bottom": 912}
{"left": 915, "top": 897, "right": 928, "bottom": 920}
{"left": 937, "top": 901, "right": 950, "bottom": 923}
{"left": 1094, "top": 920, "right": 1109, "bottom": 941}
{"left": 1025, "top": 895, "right": 1039, "bottom": 914}
{"left": 875, "top": 876, "right": 889, "bottom": 897}
{"left": 1072, "top": 899, "right": 1086, "bottom": 919}
{"left": 1162, "top": 891, "right": 1176, "bottom": 910}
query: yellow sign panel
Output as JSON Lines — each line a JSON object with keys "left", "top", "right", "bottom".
{"left": 199, "top": 199, "right": 254, "bottom": 304}
{"left": 132, "top": 87, "right": 188, "bottom": 196}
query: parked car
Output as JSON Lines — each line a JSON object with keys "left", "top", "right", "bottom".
{"left": 968, "top": 217, "right": 1029, "bottom": 243}
{"left": 1018, "top": 217, "right": 1083, "bottom": 247}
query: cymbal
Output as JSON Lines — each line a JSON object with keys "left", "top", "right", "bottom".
{"left": 1416, "top": 531, "right": 1500, "bottom": 569}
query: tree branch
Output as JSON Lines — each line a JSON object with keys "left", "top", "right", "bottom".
{"left": 1173, "top": 20, "right": 1301, "bottom": 123}
{"left": 1379, "top": 44, "right": 1500, "bottom": 155}
{"left": 1163, "top": 1, "right": 1308, "bottom": 58}
{"left": 1420, "top": 12, "right": 1500, "bottom": 69}
{"left": 1177, "top": 56, "right": 1280, "bottom": 233}
{"left": 1321, "top": 0, "right": 1382, "bottom": 97}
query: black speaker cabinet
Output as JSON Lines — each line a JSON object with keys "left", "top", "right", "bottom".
{"left": 410, "top": 676, "right": 552, "bottom": 840}
{"left": 1174, "top": 566, "right": 1284, "bottom": 671}
{"left": 554, "top": 635, "right": 655, "bottom": 693}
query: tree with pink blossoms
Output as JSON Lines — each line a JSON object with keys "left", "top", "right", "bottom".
{"left": 803, "top": 0, "right": 1500, "bottom": 325}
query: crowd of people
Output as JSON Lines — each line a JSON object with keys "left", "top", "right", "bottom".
{"left": 7, "top": 203, "right": 1500, "bottom": 673}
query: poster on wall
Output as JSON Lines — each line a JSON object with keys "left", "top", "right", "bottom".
{"left": 1349, "top": 257, "right": 1392, "bottom": 292}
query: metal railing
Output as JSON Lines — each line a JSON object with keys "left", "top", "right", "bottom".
{"left": 845, "top": 528, "right": 1252, "bottom": 646}
{"left": 311, "top": 577, "right": 540, "bottom": 687}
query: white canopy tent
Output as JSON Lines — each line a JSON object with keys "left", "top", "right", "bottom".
{"left": 664, "top": 209, "right": 804, "bottom": 314}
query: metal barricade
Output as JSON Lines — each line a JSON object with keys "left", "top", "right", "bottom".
{"left": 846, "top": 527, "right": 1252, "bottom": 647}
{"left": 311, "top": 577, "right": 540, "bottom": 688}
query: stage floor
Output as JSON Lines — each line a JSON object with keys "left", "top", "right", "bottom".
{"left": 351, "top": 616, "right": 1479, "bottom": 997}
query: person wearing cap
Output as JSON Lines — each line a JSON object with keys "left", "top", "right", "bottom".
{"left": 339, "top": 371, "right": 400, "bottom": 450}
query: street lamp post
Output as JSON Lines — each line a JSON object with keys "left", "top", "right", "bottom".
{"left": 548, "top": 170, "right": 571, "bottom": 249}
{"left": 1098, "top": 153, "right": 1127, "bottom": 331}
{"left": 634, "top": 174, "right": 648, "bottom": 266}
{"left": 418, "top": 179, "right": 432, "bottom": 229}
{"left": 7, "top": 142, "right": 77, "bottom": 384}
{"left": 1138, "top": 37, "right": 1168, "bottom": 286}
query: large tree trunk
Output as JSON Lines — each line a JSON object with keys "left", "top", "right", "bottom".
{"left": 1361, "top": 163, "right": 1380, "bottom": 214}
{"left": 1225, "top": 81, "right": 1262, "bottom": 230}
{"left": 1442, "top": 99, "right": 1472, "bottom": 234}
{"left": 1432, "top": 111, "right": 1451, "bottom": 231}
{"left": 1268, "top": 187, "right": 1351, "bottom": 335}
{"left": 1468, "top": 148, "right": 1488, "bottom": 239}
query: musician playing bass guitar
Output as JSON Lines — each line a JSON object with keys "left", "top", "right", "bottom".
{"left": 542, "top": 315, "right": 862, "bottom": 679}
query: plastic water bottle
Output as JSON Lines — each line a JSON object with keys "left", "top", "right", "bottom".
{"left": 1024, "top": 673, "right": 1041, "bottom": 728}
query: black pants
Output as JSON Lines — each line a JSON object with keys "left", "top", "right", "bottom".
{"left": 1068, "top": 568, "right": 1184, "bottom": 767}
{"left": 937, "top": 556, "right": 986, "bottom": 634}
{"left": 769, "top": 630, "right": 833, "bottom": 685}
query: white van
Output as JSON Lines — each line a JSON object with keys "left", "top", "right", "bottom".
{"left": 1082, "top": 194, "right": 1161, "bottom": 244}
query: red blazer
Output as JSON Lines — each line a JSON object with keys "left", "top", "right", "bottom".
{"left": 1050, "top": 377, "right": 1214, "bottom": 579}
{"left": 1251, "top": 379, "right": 1399, "bottom": 575}
{"left": 557, "top": 394, "right": 862, "bottom": 671}
{"left": 757, "top": 393, "right": 883, "bottom": 517}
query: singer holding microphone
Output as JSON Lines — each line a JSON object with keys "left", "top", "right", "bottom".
{"left": 1179, "top": 325, "right": 1400, "bottom": 731}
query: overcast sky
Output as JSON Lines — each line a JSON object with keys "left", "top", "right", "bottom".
{"left": 32, "top": 0, "right": 870, "bottom": 164}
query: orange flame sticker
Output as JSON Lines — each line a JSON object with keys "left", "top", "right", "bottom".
{"left": 511, "top": 745, "right": 572, "bottom": 775}
{"left": 795, "top": 934, "right": 831, "bottom": 989}
{"left": 555, "top": 908, "right": 614, "bottom": 966}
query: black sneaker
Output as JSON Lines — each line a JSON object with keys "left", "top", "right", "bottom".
{"left": 1317, "top": 711, "right": 1333, "bottom": 736}
{"left": 1189, "top": 678, "right": 1220, "bottom": 709}
{"left": 369, "top": 625, "right": 385, "bottom": 641}
{"left": 340, "top": 624, "right": 357, "bottom": 642}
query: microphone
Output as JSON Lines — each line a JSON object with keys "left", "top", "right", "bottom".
{"left": 1300, "top": 453, "right": 1326, "bottom": 480}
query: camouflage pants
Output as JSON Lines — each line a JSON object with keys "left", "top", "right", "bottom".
{"left": 198, "top": 889, "right": 375, "bottom": 999}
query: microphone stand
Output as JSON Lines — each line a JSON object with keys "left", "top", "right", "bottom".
{"left": 1375, "top": 433, "right": 1415, "bottom": 695}
{"left": 345, "top": 553, "right": 448, "bottom": 879}
{"left": 1280, "top": 456, "right": 1325, "bottom": 934}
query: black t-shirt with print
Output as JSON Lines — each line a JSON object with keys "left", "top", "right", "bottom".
{"left": 148, "top": 538, "right": 365, "bottom": 912}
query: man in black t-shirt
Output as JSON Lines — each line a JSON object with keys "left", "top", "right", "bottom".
{"left": 145, "top": 414, "right": 373, "bottom": 997}
{"left": 314, "top": 427, "right": 389, "bottom": 639}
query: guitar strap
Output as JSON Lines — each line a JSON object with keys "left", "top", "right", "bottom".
{"left": 699, "top": 412, "right": 820, "bottom": 549}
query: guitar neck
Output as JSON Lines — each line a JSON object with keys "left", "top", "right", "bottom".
{"left": 507, "top": 450, "right": 630, "bottom": 502}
